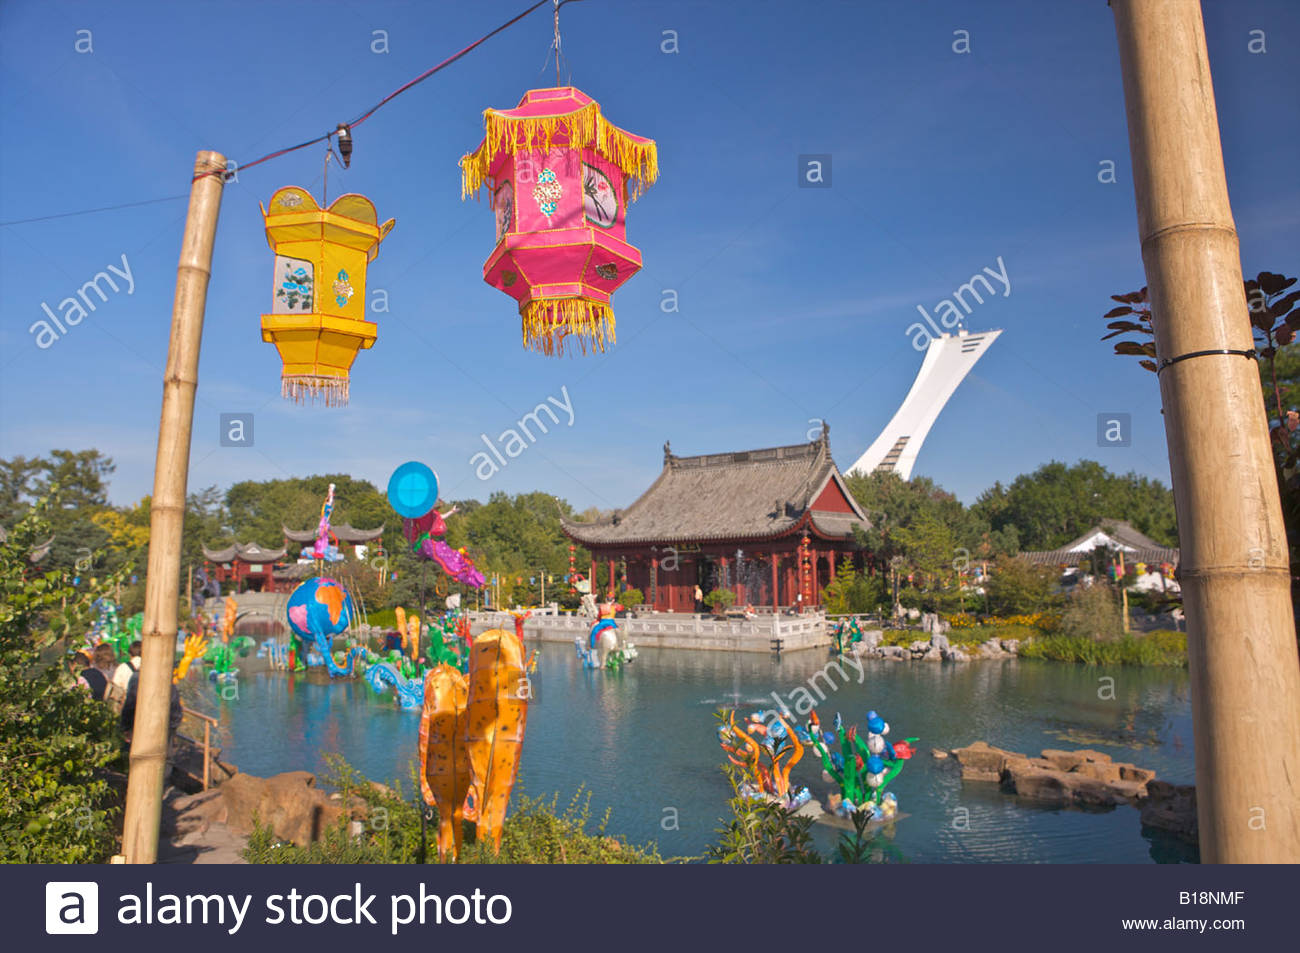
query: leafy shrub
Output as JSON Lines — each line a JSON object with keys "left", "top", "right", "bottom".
{"left": 987, "top": 557, "right": 1060, "bottom": 616}
{"left": 705, "top": 589, "right": 736, "bottom": 613}
{"left": 619, "top": 587, "right": 644, "bottom": 607}
{"left": 1059, "top": 584, "right": 1123, "bottom": 641}
{"left": 706, "top": 767, "right": 821, "bottom": 864}
{"left": 0, "top": 491, "right": 125, "bottom": 863}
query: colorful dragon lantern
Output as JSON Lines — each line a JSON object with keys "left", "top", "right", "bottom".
{"left": 460, "top": 86, "right": 658, "bottom": 356}
{"left": 259, "top": 187, "right": 395, "bottom": 405}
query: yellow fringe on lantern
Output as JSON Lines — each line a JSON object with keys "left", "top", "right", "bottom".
{"left": 282, "top": 375, "right": 351, "bottom": 407}
{"left": 461, "top": 100, "right": 658, "bottom": 201}
{"left": 520, "top": 297, "right": 616, "bottom": 357}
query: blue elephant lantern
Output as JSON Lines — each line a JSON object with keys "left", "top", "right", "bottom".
{"left": 285, "top": 576, "right": 364, "bottom": 677}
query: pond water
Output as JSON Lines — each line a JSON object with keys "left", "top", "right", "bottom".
{"left": 214, "top": 646, "right": 1198, "bottom": 863}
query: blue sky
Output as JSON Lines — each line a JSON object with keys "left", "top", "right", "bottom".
{"left": 2, "top": 0, "right": 1297, "bottom": 516}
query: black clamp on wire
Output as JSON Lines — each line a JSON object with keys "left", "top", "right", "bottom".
{"left": 1156, "top": 348, "right": 1256, "bottom": 375}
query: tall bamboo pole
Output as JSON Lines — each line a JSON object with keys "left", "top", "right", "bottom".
{"left": 1111, "top": 1, "right": 1300, "bottom": 862}
{"left": 121, "top": 150, "right": 226, "bottom": 864}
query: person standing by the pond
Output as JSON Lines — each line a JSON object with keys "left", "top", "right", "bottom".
{"left": 694, "top": 584, "right": 703, "bottom": 613}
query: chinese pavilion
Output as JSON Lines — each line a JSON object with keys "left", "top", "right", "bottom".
{"left": 200, "top": 541, "right": 289, "bottom": 593}
{"left": 562, "top": 425, "right": 870, "bottom": 612}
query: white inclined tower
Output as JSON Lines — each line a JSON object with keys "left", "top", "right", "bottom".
{"left": 848, "top": 328, "right": 1001, "bottom": 480}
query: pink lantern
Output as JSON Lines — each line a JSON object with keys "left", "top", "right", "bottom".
{"left": 460, "top": 87, "right": 658, "bottom": 356}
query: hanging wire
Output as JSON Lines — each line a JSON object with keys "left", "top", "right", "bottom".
{"left": 554, "top": 0, "right": 562, "bottom": 85}
{"left": 549, "top": 0, "right": 585, "bottom": 86}
{"left": 0, "top": 193, "right": 189, "bottom": 227}
{"left": 2, "top": 0, "right": 565, "bottom": 223}
{"left": 322, "top": 148, "right": 333, "bottom": 205}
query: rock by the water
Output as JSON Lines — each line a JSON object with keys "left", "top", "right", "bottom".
{"left": 951, "top": 741, "right": 1013, "bottom": 782}
{"left": 1140, "top": 780, "right": 1198, "bottom": 843}
{"left": 952, "top": 741, "right": 1162, "bottom": 809}
{"left": 213, "top": 770, "right": 368, "bottom": 847}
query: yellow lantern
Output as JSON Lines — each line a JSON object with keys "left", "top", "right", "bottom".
{"left": 260, "top": 186, "right": 395, "bottom": 405}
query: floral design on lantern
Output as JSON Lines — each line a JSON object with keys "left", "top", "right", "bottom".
{"left": 460, "top": 86, "right": 658, "bottom": 356}
{"left": 532, "top": 168, "right": 562, "bottom": 219}
{"left": 332, "top": 270, "right": 354, "bottom": 307}
{"left": 259, "top": 187, "right": 395, "bottom": 406}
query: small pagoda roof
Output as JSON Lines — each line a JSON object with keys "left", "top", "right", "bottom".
{"left": 282, "top": 523, "right": 385, "bottom": 544}
{"left": 202, "top": 542, "right": 288, "bottom": 563}
{"left": 1018, "top": 520, "right": 1178, "bottom": 567}
{"left": 562, "top": 425, "right": 870, "bottom": 547}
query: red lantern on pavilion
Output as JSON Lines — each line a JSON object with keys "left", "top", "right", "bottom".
{"left": 460, "top": 86, "right": 658, "bottom": 356}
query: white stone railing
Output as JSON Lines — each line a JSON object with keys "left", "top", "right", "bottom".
{"left": 466, "top": 609, "right": 831, "bottom": 652}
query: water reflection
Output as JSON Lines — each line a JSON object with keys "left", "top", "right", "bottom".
{"left": 217, "top": 647, "right": 1195, "bottom": 863}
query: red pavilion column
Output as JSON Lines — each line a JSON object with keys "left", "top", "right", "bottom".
{"left": 608, "top": 557, "right": 616, "bottom": 600}
{"left": 811, "top": 548, "right": 820, "bottom": 605}
{"left": 770, "top": 554, "right": 780, "bottom": 611}
{"left": 651, "top": 556, "right": 659, "bottom": 610}
{"left": 590, "top": 556, "right": 597, "bottom": 598}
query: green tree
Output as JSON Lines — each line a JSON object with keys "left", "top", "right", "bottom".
{"left": 0, "top": 455, "right": 45, "bottom": 524}
{"left": 822, "top": 560, "right": 859, "bottom": 614}
{"left": 33, "top": 449, "right": 115, "bottom": 512}
{"left": 971, "top": 460, "right": 1177, "bottom": 551}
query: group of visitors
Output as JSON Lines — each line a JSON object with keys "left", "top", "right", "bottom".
{"left": 69, "top": 641, "right": 139, "bottom": 704}
{"left": 69, "top": 638, "right": 183, "bottom": 744}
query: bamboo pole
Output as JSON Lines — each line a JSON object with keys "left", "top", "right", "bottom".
{"left": 1111, "top": 1, "right": 1300, "bottom": 862}
{"left": 121, "top": 150, "right": 226, "bottom": 864}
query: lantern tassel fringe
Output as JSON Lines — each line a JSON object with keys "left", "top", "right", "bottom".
{"left": 520, "top": 297, "right": 616, "bottom": 357}
{"left": 282, "top": 375, "right": 350, "bottom": 407}
{"left": 461, "top": 101, "right": 658, "bottom": 201}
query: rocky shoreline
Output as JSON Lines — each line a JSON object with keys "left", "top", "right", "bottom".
{"left": 940, "top": 741, "right": 1198, "bottom": 843}
{"left": 850, "top": 630, "right": 1019, "bottom": 663}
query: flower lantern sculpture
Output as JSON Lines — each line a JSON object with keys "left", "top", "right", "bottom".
{"left": 260, "top": 187, "right": 395, "bottom": 405}
{"left": 460, "top": 87, "right": 658, "bottom": 356}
